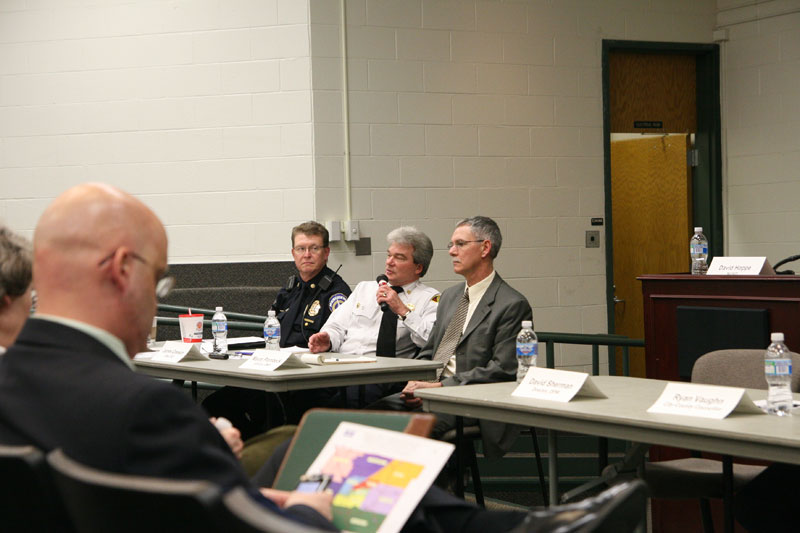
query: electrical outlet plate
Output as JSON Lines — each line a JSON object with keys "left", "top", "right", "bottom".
{"left": 586, "top": 230, "right": 600, "bottom": 248}
{"left": 345, "top": 220, "right": 360, "bottom": 241}
{"left": 326, "top": 220, "right": 342, "bottom": 242}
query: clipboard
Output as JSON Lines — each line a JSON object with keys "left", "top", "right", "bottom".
{"left": 272, "top": 408, "right": 435, "bottom": 490}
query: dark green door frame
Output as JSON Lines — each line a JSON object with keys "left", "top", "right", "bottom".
{"left": 602, "top": 40, "right": 722, "bottom": 334}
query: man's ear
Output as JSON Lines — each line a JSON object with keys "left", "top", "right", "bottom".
{"left": 106, "top": 247, "right": 132, "bottom": 292}
{"left": 480, "top": 240, "right": 491, "bottom": 259}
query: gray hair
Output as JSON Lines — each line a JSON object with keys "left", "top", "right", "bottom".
{"left": 456, "top": 216, "right": 502, "bottom": 259}
{"left": 387, "top": 226, "right": 434, "bottom": 277}
{"left": 0, "top": 226, "right": 32, "bottom": 305}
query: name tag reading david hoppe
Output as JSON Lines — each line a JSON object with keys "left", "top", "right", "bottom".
{"left": 647, "top": 382, "right": 764, "bottom": 419}
{"left": 512, "top": 367, "right": 607, "bottom": 402}
{"left": 707, "top": 256, "right": 772, "bottom": 275}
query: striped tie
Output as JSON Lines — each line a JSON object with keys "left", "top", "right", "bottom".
{"left": 432, "top": 290, "right": 469, "bottom": 379}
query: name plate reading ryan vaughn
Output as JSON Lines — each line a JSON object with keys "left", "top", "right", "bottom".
{"left": 647, "top": 382, "right": 764, "bottom": 419}
{"left": 512, "top": 367, "right": 607, "bottom": 403}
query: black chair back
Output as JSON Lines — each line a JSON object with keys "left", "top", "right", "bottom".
{"left": 46, "top": 449, "right": 224, "bottom": 533}
{"left": 0, "top": 444, "right": 73, "bottom": 533}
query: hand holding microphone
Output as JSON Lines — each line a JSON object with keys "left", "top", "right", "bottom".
{"left": 376, "top": 274, "right": 390, "bottom": 312}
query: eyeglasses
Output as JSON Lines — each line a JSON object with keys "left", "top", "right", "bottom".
{"left": 293, "top": 245, "right": 325, "bottom": 255}
{"left": 447, "top": 240, "right": 484, "bottom": 250}
{"left": 98, "top": 250, "right": 176, "bottom": 299}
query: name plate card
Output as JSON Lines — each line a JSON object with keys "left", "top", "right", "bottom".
{"left": 647, "top": 382, "right": 764, "bottom": 419}
{"left": 707, "top": 257, "right": 774, "bottom": 275}
{"left": 512, "top": 367, "right": 607, "bottom": 403}
{"left": 238, "top": 349, "right": 311, "bottom": 372}
{"left": 145, "top": 341, "right": 209, "bottom": 363}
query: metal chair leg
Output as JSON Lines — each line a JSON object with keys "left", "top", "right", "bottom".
{"left": 699, "top": 498, "right": 715, "bottom": 533}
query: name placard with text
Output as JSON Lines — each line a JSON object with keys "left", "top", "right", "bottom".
{"left": 142, "top": 341, "right": 209, "bottom": 363}
{"left": 239, "top": 349, "right": 311, "bottom": 372}
{"left": 647, "top": 382, "right": 764, "bottom": 419}
{"left": 512, "top": 367, "right": 607, "bottom": 403}
{"left": 707, "top": 257, "right": 774, "bottom": 275}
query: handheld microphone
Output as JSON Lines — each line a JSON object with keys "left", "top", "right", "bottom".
{"left": 376, "top": 274, "right": 390, "bottom": 311}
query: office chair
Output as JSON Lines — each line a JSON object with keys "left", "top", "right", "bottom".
{"left": 47, "top": 448, "right": 225, "bottom": 533}
{"left": 513, "top": 479, "right": 648, "bottom": 533}
{"left": 0, "top": 444, "right": 73, "bottom": 533}
{"left": 442, "top": 423, "right": 549, "bottom": 508}
{"left": 643, "top": 349, "right": 800, "bottom": 533}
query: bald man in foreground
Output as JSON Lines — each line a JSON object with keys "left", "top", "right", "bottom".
{"left": 0, "top": 183, "right": 336, "bottom": 530}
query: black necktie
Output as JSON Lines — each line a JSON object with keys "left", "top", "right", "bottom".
{"left": 376, "top": 286, "right": 403, "bottom": 357}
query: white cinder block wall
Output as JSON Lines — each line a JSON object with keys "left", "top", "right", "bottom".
{"left": 720, "top": 0, "right": 800, "bottom": 265}
{"left": 0, "top": 0, "right": 316, "bottom": 263}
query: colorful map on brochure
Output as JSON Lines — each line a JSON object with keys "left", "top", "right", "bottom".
{"left": 305, "top": 422, "right": 454, "bottom": 533}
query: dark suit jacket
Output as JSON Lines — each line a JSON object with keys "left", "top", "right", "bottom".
{"left": 0, "top": 318, "right": 334, "bottom": 530}
{"left": 417, "top": 273, "right": 532, "bottom": 458}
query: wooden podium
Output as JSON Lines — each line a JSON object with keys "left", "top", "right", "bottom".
{"left": 640, "top": 273, "right": 800, "bottom": 533}
{"left": 640, "top": 274, "right": 800, "bottom": 382}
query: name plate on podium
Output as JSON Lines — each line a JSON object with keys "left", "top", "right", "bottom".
{"left": 707, "top": 257, "right": 774, "bottom": 275}
{"left": 647, "top": 382, "right": 764, "bottom": 419}
{"left": 512, "top": 367, "right": 607, "bottom": 402}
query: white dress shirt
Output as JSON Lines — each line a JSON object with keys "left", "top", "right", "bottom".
{"left": 322, "top": 279, "right": 439, "bottom": 356}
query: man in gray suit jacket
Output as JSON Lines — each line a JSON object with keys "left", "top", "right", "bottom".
{"left": 370, "top": 216, "right": 532, "bottom": 459}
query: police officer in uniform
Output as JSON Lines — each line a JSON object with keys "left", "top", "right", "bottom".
{"left": 272, "top": 221, "right": 349, "bottom": 348}
{"left": 203, "top": 221, "right": 350, "bottom": 437}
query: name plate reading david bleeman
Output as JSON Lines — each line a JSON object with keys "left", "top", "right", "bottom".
{"left": 707, "top": 257, "right": 774, "bottom": 275}
{"left": 647, "top": 382, "right": 764, "bottom": 419}
{"left": 512, "top": 367, "right": 607, "bottom": 403}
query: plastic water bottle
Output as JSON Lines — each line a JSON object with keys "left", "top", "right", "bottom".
{"left": 516, "top": 320, "right": 538, "bottom": 383}
{"left": 690, "top": 227, "right": 708, "bottom": 275}
{"left": 211, "top": 306, "right": 228, "bottom": 354}
{"left": 765, "top": 332, "right": 793, "bottom": 416}
{"left": 264, "top": 310, "right": 281, "bottom": 351}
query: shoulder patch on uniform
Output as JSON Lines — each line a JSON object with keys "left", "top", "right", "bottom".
{"left": 431, "top": 294, "right": 440, "bottom": 303}
{"left": 329, "top": 293, "right": 347, "bottom": 311}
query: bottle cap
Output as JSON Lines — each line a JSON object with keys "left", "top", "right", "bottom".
{"left": 694, "top": 227, "right": 703, "bottom": 233}
{"left": 215, "top": 306, "right": 222, "bottom": 312}
{"left": 521, "top": 320, "right": 533, "bottom": 329}
{"left": 268, "top": 309, "right": 276, "bottom": 317}
{"left": 771, "top": 332, "right": 784, "bottom": 342}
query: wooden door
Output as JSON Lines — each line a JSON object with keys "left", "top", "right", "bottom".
{"left": 611, "top": 135, "right": 691, "bottom": 377}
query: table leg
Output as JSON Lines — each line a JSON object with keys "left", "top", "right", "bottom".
{"left": 723, "top": 455, "right": 734, "bottom": 533}
{"left": 548, "top": 429, "right": 558, "bottom": 504}
{"left": 455, "top": 416, "right": 465, "bottom": 498}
